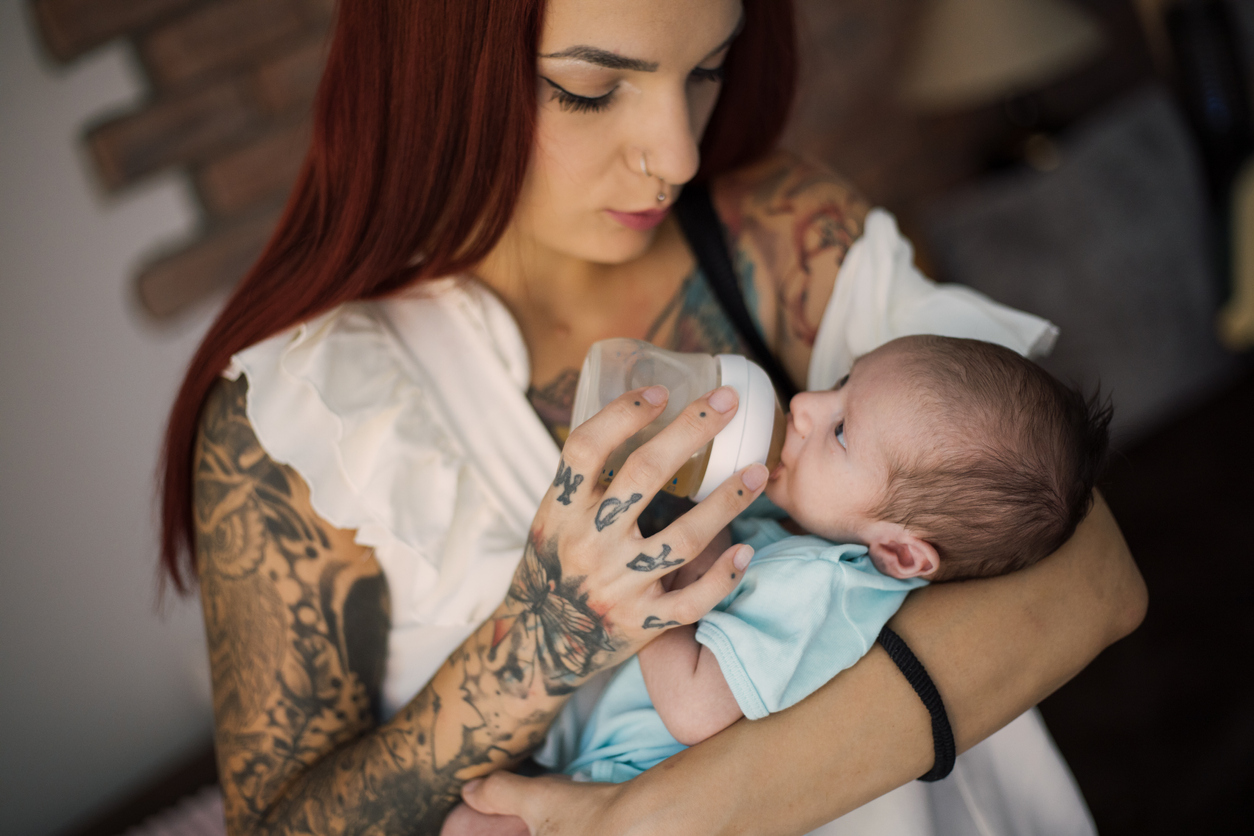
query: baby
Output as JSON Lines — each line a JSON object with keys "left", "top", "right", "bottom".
{"left": 443, "top": 333, "right": 1112, "bottom": 835}
{"left": 558, "top": 333, "right": 1113, "bottom": 781}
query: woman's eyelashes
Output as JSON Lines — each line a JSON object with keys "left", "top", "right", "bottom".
{"left": 541, "top": 65, "right": 725, "bottom": 114}
{"left": 542, "top": 77, "right": 614, "bottom": 113}
{"left": 690, "top": 64, "right": 726, "bottom": 84}
{"left": 835, "top": 421, "right": 847, "bottom": 449}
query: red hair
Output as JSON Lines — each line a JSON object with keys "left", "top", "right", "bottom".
{"left": 159, "top": 0, "right": 797, "bottom": 592}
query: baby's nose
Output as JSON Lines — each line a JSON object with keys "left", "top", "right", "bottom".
{"left": 788, "top": 393, "right": 817, "bottom": 435}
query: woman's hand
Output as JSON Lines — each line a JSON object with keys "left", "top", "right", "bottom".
{"left": 462, "top": 774, "right": 627, "bottom": 836}
{"left": 498, "top": 383, "right": 767, "bottom": 696}
{"left": 440, "top": 802, "right": 531, "bottom": 836}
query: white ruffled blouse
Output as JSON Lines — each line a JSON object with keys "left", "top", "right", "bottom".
{"left": 225, "top": 209, "right": 1059, "bottom": 718}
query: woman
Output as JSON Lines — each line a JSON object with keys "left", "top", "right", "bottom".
{"left": 161, "top": 0, "right": 1147, "bottom": 833}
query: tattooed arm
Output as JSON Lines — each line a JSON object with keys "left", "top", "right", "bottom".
{"left": 195, "top": 377, "right": 764, "bottom": 835}
{"left": 712, "top": 151, "right": 871, "bottom": 388}
{"left": 196, "top": 375, "right": 562, "bottom": 834}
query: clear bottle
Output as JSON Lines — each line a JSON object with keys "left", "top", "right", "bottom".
{"left": 570, "top": 339, "right": 786, "bottom": 501}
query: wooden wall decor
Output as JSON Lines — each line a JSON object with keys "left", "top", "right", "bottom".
{"left": 31, "top": 0, "right": 333, "bottom": 318}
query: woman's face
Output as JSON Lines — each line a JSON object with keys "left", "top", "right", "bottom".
{"left": 512, "top": 0, "right": 743, "bottom": 266}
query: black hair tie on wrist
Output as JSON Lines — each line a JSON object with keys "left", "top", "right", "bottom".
{"left": 877, "top": 626, "right": 956, "bottom": 782}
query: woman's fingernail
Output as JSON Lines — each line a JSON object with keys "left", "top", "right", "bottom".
{"left": 741, "top": 463, "right": 768, "bottom": 491}
{"left": 462, "top": 778, "right": 483, "bottom": 795}
{"left": 734, "top": 545, "right": 754, "bottom": 572}
{"left": 643, "top": 385, "right": 668, "bottom": 406}
{"left": 708, "top": 386, "right": 738, "bottom": 413}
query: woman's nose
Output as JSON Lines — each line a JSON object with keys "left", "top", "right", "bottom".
{"left": 636, "top": 89, "right": 702, "bottom": 186}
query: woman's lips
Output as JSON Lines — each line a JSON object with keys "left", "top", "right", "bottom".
{"left": 606, "top": 207, "right": 670, "bottom": 231}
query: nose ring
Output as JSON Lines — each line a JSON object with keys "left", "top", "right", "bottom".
{"left": 641, "top": 152, "right": 667, "bottom": 204}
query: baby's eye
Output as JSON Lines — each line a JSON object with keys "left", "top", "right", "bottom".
{"left": 835, "top": 422, "right": 846, "bottom": 449}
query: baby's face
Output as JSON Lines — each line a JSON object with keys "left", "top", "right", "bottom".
{"left": 765, "top": 344, "right": 925, "bottom": 543}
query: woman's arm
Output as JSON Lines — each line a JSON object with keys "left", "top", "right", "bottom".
{"left": 197, "top": 376, "right": 550, "bottom": 834}
{"left": 464, "top": 493, "right": 1147, "bottom": 834}
{"left": 197, "top": 376, "right": 766, "bottom": 834}
{"left": 638, "top": 624, "right": 742, "bottom": 745}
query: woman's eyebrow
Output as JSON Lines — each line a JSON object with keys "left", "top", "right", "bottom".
{"left": 539, "top": 46, "right": 659, "bottom": 72}
{"left": 540, "top": 13, "right": 744, "bottom": 73}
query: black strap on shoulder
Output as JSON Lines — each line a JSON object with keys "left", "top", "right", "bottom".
{"left": 674, "top": 183, "right": 800, "bottom": 402}
{"left": 877, "top": 626, "right": 956, "bottom": 782}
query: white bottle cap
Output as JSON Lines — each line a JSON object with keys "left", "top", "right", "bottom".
{"left": 694, "top": 355, "right": 777, "bottom": 501}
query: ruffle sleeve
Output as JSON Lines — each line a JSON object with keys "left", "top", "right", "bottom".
{"left": 224, "top": 302, "right": 520, "bottom": 630}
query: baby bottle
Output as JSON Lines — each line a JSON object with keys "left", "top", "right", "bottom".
{"left": 570, "top": 338, "right": 786, "bottom": 501}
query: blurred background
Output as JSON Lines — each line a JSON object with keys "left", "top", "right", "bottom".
{"left": 1, "top": 0, "right": 1251, "bottom": 833}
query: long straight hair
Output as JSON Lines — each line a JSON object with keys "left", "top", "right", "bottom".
{"left": 160, "top": 0, "right": 797, "bottom": 591}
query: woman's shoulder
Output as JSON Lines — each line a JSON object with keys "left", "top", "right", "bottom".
{"left": 707, "top": 151, "right": 872, "bottom": 386}
{"left": 712, "top": 150, "right": 867, "bottom": 215}
{"left": 710, "top": 149, "right": 870, "bottom": 243}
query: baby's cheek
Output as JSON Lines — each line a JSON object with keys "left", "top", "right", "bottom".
{"left": 763, "top": 477, "right": 785, "bottom": 508}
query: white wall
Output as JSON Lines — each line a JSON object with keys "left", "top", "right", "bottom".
{"left": 0, "top": 2, "right": 225, "bottom": 833}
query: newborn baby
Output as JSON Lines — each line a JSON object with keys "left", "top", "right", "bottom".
{"left": 562, "top": 333, "right": 1112, "bottom": 780}
{"left": 445, "top": 334, "right": 1111, "bottom": 831}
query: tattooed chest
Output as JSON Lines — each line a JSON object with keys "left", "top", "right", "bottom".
{"left": 526, "top": 270, "right": 748, "bottom": 446}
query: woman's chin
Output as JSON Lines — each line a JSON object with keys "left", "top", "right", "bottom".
{"left": 590, "top": 228, "right": 659, "bottom": 265}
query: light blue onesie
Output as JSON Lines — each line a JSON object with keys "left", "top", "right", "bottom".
{"left": 562, "top": 518, "right": 928, "bottom": 782}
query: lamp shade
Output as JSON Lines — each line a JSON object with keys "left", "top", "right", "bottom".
{"left": 901, "top": 0, "right": 1106, "bottom": 110}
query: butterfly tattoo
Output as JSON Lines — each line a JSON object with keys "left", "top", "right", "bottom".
{"left": 502, "top": 537, "right": 616, "bottom": 694}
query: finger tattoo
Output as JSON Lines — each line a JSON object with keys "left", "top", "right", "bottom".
{"left": 643, "top": 616, "right": 681, "bottom": 630}
{"left": 627, "top": 543, "right": 683, "bottom": 572}
{"left": 595, "top": 493, "right": 642, "bottom": 531}
{"left": 552, "top": 458, "right": 584, "bottom": 506}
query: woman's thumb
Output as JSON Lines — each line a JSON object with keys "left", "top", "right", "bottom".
{"left": 461, "top": 772, "right": 531, "bottom": 817}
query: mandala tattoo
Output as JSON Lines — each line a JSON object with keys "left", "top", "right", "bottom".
{"left": 627, "top": 543, "right": 683, "bottom": 573}
{"left": 595, "top": 493, "right": 643, "bottom": 532}
{"left": 552, "top": 458, "right": 583, "bottom": 506}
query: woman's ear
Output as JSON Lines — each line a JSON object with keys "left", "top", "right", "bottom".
{"left": 862, "top": 521, "right": 940, "bottom": 580}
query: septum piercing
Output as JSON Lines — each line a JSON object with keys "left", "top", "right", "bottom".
{"left": 641, "top": 152, "right": 667, "bottom": 203}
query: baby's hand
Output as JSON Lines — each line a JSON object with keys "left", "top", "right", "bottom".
{"left": 665, "top": 525, "right": 733, "bottom": 591}
{"left": 440, "top": 802, "right": 529, "bottom": 836}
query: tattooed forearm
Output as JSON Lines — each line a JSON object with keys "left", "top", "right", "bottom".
{"left": 195, "top": 377, "right": 575, "bottom": 835}
{"left": 552, "top": 458, "right": 584, "bottom": 506}
{"left": 595, "top": 493, "right": 643, "bottom": 531}
{"left": 627, "top": 543, "right": 683, "bottom": 572}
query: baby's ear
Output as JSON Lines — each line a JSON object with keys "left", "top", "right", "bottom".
{"left": 862, "top": 521, "right": 940, "bottom": 580}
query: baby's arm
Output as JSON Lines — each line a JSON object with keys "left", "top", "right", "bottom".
{"left": 638, "top": 625, "right": 743, "bottom": 746}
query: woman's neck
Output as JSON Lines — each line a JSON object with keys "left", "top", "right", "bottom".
{"left": 472, "top": 217, "right": 693, "bottom": 390}
{"left": 473, "top": 217, "right": 691, "bottom": 343}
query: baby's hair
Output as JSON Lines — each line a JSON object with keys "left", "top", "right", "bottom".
{"left": 869, "top": 336, "right": 1113, "bottom": 581}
